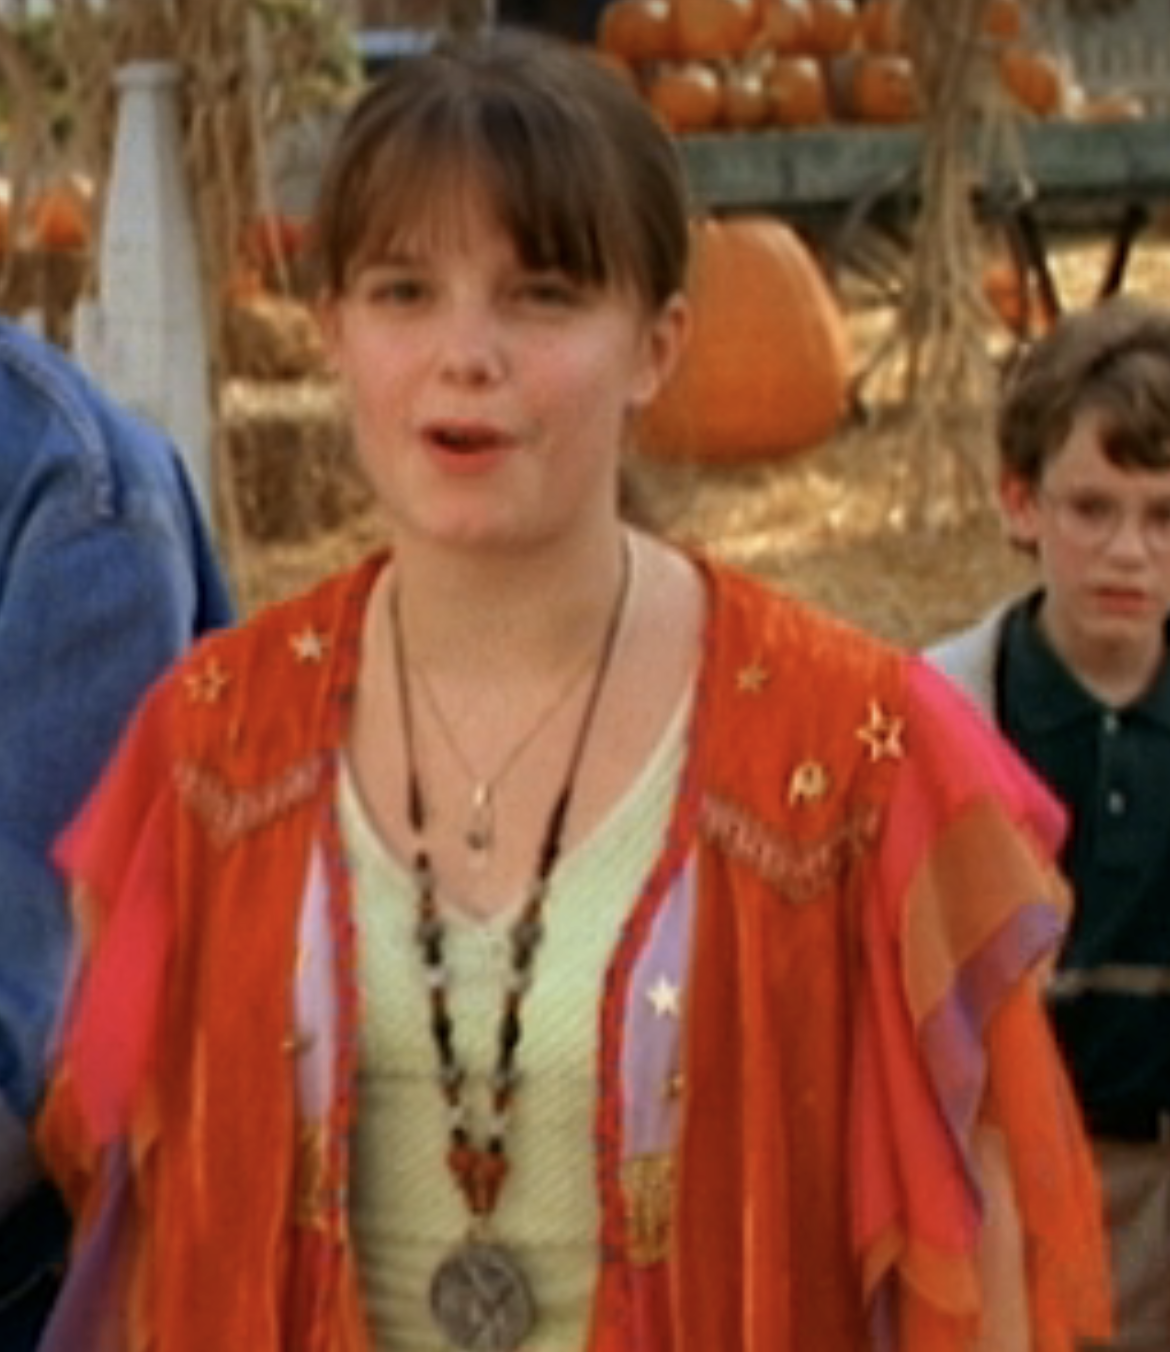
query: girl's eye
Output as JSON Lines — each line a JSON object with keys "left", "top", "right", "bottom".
{"left": 358, "top": 273, "right": 428, "bottom": 305}
{"left": 515, "top": 276, "right": 582, "bottom": 308}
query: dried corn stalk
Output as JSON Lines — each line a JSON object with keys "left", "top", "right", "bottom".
{"left": 885, "top": 0, "right": 1017, "bottom": 525}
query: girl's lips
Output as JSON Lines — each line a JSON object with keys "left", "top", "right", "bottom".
{"left": 420, "top": 422, "right": 515, "bottom": 473}
{"left": 423, "top": 421, "right": 509, "bottom": 454}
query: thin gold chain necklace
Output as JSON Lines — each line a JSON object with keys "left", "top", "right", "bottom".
{"left": 410, "top": 637, "right": 599, "bottom": 865}
{"left": 388, "top": 539, "right": 631, "bottom": 1352}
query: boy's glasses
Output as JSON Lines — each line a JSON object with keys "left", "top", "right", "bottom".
{"left": 1039, "top": 489, "right": 1170, "bottom": 556}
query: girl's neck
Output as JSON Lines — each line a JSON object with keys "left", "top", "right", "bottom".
{"left": 390, "top": 527, "right": 632, "bottom": 679}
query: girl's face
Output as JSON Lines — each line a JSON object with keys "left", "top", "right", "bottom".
{"left": 1002, "top": 408, "right": 1170, "bottom": 667}
{"left": 319, "top": 185, "right": 687, "bottom": 560}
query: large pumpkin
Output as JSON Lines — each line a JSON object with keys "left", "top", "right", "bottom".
{"left": 636, "top": 216, "right": 852, "bottom": 462}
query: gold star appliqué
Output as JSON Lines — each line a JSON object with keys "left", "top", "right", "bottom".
{"left": 647, "top": 976, "right": 681, "bottom": 1018}
{"left": 856, "top": 700, "right": 905, "bottom": 763}
{"left": 788, "top": 760, "right": 831, "bottom": 805}
{"left": 737, "top": 661, "right": 770, "bottom": 694}
{"left": 185, "top": 658, "right": 230, "bottom": 705}
{"left": 290, "top": 626, "right": 328, "bottom": 664}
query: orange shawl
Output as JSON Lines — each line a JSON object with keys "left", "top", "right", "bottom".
{"left": 37, "top": 554, "right": 1110, "bottom": 1351}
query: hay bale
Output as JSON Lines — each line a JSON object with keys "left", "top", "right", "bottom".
{"left": 223, "top": 293, "right": 326, "bottom": 379}
{"left": 221, "top": 378, "right": 373, "bottom": 543}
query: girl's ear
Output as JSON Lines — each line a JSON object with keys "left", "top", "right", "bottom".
{"left": 628, "top": 295, "right": 690, "bottom": 411}
{"left": 999, "top": 470, "right": 1041, "bottom": 550}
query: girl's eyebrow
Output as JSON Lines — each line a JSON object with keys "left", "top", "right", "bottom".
{"left": 360, "top": 249, "right": 421, "bottom": 268}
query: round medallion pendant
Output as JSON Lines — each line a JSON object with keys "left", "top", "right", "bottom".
{"left": 429, "top": 1241, "right": 537, "bottom": 1351}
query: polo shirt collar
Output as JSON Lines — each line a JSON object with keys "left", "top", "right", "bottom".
{"left": 1005, "top": 592, "right": 1170, "bottom": 732}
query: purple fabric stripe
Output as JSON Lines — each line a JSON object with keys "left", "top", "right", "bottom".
{"left": 621, "top": 857, "right": 696, "bottom": 1160}
{"left": 296, "top": 842, "right": 336, "bottom": 1119}
{"left": 869, "top": 1284, "right": 897, "bottom": 1352}
{"left": 38, "top": 1145, "right": 130, "bottom": 1352}
{"left": 920, "top": 900, "right": 1064, "bottom": 1147}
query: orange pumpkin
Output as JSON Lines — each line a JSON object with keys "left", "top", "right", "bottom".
{"left": 766, "top": 55, "right": 832, "bottom": 125}
{"left": 675, "top": 0, "right": 759, "bottom": 59}
{"left": 858, "top": 0, "right": 905, "bottom": 54}
{"left": 751, "top": 0, "right": 812, "bottom": 55}
{"left": 723, "top": 62, "right": 773, "bottom": 127}
{"left": 646, "top": 61, "right": 725, "bottom": 131}
{"left": 999, "top": 45, "right": 1065, "bottom": 118}
{"left": 597, "top": 0, "right": 676, "bottom": 63}
{"left": 847, "top": 51, "right": 920, "bottom": 123}
{"left": 30, "top": 175, "right": 92, "bottom": 252}
{"left": 804, "top": 0, "right": 859, "bottom": 57}
{"left": 636, "top": 215, "right": 852, "bottom": 462}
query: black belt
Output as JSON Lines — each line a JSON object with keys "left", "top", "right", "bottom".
{"left": 1085, "top": 1103, "right": 1170, "bottom": 1145}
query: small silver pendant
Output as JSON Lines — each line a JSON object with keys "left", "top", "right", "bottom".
{"left": 430, "top": 1240, "right": 536, "bottom": 1351}
{"left": 465, "top": 783, "right": 495, "bottom": 860}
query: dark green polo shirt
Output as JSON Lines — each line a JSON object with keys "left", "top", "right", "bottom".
{"left": 998, "top": 595, "right": 1170, "bottom": 1123}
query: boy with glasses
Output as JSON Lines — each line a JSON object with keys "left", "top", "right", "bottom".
{"left": 929, "top": 294, "right": 1170, "bottom": 1350}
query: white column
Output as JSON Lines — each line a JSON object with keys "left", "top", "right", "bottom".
{"left": 76, "top": 60, "right": 215, "bottom": 522}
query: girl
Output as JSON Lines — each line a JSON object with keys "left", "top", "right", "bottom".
{"left": 38, "top": 30, "right": 1108, "bottom": 1352}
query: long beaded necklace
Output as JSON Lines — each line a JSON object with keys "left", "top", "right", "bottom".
{"left": 388, "top": 542, "right": 632, "bottom": 1352}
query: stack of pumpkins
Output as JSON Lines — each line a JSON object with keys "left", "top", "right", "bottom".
{"left": 597, "top": 0, "right": 1118, "bottom": 132}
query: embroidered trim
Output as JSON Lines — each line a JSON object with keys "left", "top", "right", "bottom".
{"left": 175, "top": 755, "right": 327, "bottom": 846}
{"left": 700, "top": 792, "right": 882, "bottom": 903}
{"left": 621, "top": 1153, "right": 674, "bottom": 1266}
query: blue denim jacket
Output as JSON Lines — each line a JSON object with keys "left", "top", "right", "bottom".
{"left": 0, "top": 320, "right": 232, "bottom": 1337}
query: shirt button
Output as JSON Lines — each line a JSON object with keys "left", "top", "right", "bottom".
{"left": 1106, "top": 789, "right": 1126, "bottom": 815}
{"left": 1102, "top": 711, "right": 1120, "bottom": 735}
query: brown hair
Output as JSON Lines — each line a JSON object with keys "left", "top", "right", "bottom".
{"left": 998, "top": 295, "right": 1170, "bottom": 485}
{"left": 310, "top": 28, "right": 691, "bottom": 315}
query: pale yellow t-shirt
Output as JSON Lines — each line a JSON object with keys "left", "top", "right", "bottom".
{"left": 342, "top": 693, "right": 688, "bottom": 1352}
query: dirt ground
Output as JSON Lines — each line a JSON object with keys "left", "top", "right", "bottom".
{"left": 222, "top": 230, "right": 1170, "bottom": 651}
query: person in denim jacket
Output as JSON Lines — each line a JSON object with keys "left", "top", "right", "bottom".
{"left": 0, "top": 318, "right": 233, "bottom": 1347}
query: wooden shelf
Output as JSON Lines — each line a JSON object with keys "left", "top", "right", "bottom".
{"left": 676, "top": 118, "right": 1170, "bottom": 222}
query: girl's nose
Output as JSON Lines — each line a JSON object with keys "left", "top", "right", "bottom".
{"left": 436, "top": 309, "right": 507, "bottom": 387}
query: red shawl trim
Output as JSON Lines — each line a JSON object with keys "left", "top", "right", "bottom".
{"left": 853, "top": 658, "right": 1109, "bottom": 1348}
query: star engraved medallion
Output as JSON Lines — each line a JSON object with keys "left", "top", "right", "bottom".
{"left": 647, "top": 975, "right": 681, "bottom": 1018}
{"left": 856, "top": 700, "right": 905, "bottom": 763}
{"left": 290, "top": 626, "right": 328, "bottom": 664}
{"left": 736, "top": 661, "right": 770, "bottom": 694}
